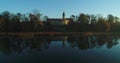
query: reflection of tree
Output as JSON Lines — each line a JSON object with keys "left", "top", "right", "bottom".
{"left": 30, "top": 37, "right": 51, "bottom": 51}
{"left": 0, "top": 36, "right": 11, "bottom": 54}
{"left": 96, "top": 34, "right": 106, "bottom": 47}
{"left": 105, "top": 34, "right": 119, "bottom": 48}
{"left": 67, "top": 34, "right": 120, "bottom": 50}
{"left": 77, "top": 36, "right": 89, "bottom": 50}
{"left": 0, "top": 35, "right": 51, "bottom": 55}
{"left": 0, "top": 34, "right": 120, "bottom": 55}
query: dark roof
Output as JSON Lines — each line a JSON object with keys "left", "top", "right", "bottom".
{"left": 47, "top": 18, "right": 63, "bottom": 21}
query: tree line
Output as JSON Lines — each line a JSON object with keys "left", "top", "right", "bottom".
{"left": 68, "top": 13, "right": 120, "bottom": 32}
{"left": 0, "top": 10, "right": 120, "bottom": 32}
{"left": 0, "top": 11, "right": 44, "bottom": 32}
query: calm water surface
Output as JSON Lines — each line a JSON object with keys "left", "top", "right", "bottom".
{"left": 0, "top": 34, "right": 120, "bottom": 63}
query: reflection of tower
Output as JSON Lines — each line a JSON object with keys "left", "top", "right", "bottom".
{"left": 62, "top": 36, "right": 67, "bottom": 47}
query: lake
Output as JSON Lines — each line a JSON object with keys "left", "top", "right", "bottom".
{"left": 0, "top": 33, "right": 120, "bottom": 63}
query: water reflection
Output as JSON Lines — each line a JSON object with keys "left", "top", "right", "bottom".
{"left": 68, "top": 34, "right": 119, "bottom": 49}
{"left": 0, "top": 33, "right": 119, "bottom": 55}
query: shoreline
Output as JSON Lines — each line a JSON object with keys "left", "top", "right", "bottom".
{"left": 0, "top": 32, "right": 119, "bottom": 35}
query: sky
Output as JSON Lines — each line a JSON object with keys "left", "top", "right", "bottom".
{"left": 0, "top": 0, "right": 120, "bottom": 18}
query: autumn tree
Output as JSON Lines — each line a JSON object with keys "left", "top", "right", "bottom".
{"left": 29, "top": 11, "right": 43, "bottom": 31}
{"left": 1, "top": 11, "right": 11, "bottom": 32}
{"left": 90, "top": 15, "right": 97, "bottom": 24}
{"left": 78, "top": 13, "right": 89, "bottom": 24}
{"left": 107, "top": 14, "right": 114, "bottom": 24}
{"left": 97, "top": 17, "right": 110, "bottom": 32}
{"left": 0, "top": 15, "right": 5, "bottom": 32}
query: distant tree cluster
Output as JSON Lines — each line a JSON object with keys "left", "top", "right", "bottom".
{"left": 0, "top": 11, "right": 44, "bottom": 32}
{"left": 68, "top": 13, "right": 120, "bottom": 32}
{"left": 0, "top": 10, "right": 120, "bottom": 32}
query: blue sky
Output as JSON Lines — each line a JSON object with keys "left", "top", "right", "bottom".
{"left": 0, "top": 0, "right": 120, "bottom": 18}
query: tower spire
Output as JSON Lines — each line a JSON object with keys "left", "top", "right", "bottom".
{"left": 62, "top": 11, "right": 65, "bottom": 19}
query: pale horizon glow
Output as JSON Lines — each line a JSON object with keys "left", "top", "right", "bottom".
{"left": 0, "top": 0, "right": 120, "bottom": 18}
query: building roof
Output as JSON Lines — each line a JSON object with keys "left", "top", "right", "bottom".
{"left": 47, "top": 18, "right": 63, "bottom": 21}
{"left": 47, "top": 18, "right": 72, "bottom": 21}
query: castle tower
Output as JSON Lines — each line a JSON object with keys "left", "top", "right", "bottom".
{"left": 62, "top": 11, "right": 65, "bottom": 20}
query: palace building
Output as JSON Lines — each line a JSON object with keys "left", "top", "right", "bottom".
{"left": 47, "top": 12, "right": 73, "bottom": 25}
